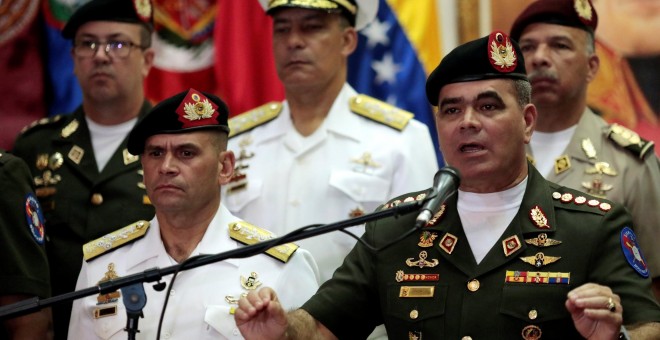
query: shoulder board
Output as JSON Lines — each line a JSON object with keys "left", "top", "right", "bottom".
{"left": 83, "top": 220, "right": 150, "bottom": 262}
{"left": 606, "top": 124, "right": 655, "bottom": 159}
{"left": 19, "top": 114, "right": 67, "bottom": 135}
{"left": 229, "top": 221, "right": 299, "bottom": 263}
{"left": 349, "top": 94, "right": 414, "bottom": 131}
{"left": 228, "top": 102, "right": 282, "bottom": 138}
{"left": 380, "top": 189, "right": 428, "bottom": 211}
{"left": 548, "top": 185, "right": 611, "bottom": 215}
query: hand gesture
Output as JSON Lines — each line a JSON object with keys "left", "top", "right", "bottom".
{"left": 234, "top": 287, "right": 288, "bottom": 340}
{"left": 566, "top": 283, "right": 622, "bottom": 340}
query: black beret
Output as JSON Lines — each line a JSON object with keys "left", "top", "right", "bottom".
{"left": 510, "top": 0, "right": 598, "bottom": 42}
{"left": 127, "top": 89, "right": 231, "bottom": 155}
{"left": 62, "top": 0, "right": 154, "bottom": 39}
{"left": 259, "top": 0, "right": 377, "bottom": 30}
{"left": 425, "top": 31, "right": 528, "bottom": 106}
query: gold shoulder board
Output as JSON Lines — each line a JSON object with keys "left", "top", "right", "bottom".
{"left": 607, "top": 124, "right": 655, "bottom": 159}
{"left": 349, "top": 94, "right": 414, "bottom": 131}
{"left": 20, "top": 115, "right": 65, "bottom": 135}
{"left": 228, "top": 102, "right": 282, "bottom": 138}
{"left": 229, "top": 221, "right": 299, "bottom": 263}
{"left": 83, "top": 221, "right": 150, "bottom": 262}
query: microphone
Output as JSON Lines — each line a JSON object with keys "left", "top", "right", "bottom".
{"left": 415, "top": 166, "right": 461, "bottom": 228}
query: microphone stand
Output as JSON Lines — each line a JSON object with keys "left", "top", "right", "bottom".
{"left": 0, "top": 199, "right": 424, "bottom": 334}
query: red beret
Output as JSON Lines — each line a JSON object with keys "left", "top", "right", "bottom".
{"left": 510, "top": 0, "right": 598, "bottom": 42}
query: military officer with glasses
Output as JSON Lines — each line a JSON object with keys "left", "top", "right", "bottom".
{"left": 12, "top": 0, "right": 156, "bottom": 338}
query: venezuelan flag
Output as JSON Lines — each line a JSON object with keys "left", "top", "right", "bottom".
{"left": 348, "top": 0, "right": 444, "bottom": 166}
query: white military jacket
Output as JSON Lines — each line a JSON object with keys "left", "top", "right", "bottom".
{"left": 68, "top": 205, "right": 320, "bottom": 339}
{"left": 223, "top": 84, "right": 439, "bottom": 282}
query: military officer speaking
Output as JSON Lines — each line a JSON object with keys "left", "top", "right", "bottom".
{"left": 233, "top": 31, "right": 660, "bottom": 339}
{"left": 511, "top": 0, "right": 660, "bottom": 301}
{"left": 11, "top": 0, "right": 156, "bottom": 337}
{"left": 68, "top": 89, "right": 319, "bottom": 339}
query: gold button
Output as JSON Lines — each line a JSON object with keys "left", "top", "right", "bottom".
{"left": 91, "top": 193, "right": 103, "bottom": 205}
{"left": 467, "top": 279, "right": 480, "bottom": 292}
{"left": 409, "top": 309, "right": 419, "bottom": 319}
{"left": 461, "top": 337, "right": 473, "bottom": 340}
{"left": 528, "top": 309, "right": 538, "bottom": 320}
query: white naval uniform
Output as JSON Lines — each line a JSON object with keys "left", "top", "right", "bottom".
{"left": 68, "top": 205, "right": 320, "bottom": 340}
{"left": 223, "top": 84, "right": 439, "bottom": 283}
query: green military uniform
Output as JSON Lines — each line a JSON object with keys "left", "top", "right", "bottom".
{"left": 302, "top": 164, "right": 660, "bottom": 339}
{"left": 0, "top": 150, "right": 50, "bottom": 338}
{"left": 527, "top": 108, "right": 660, "bottom": 279}
{"left": 12, "top": 102, "right": 155, "bottom": 338}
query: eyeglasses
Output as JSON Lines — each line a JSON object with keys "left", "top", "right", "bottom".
{"left": 73, "top": 40, "right": 146, "bottom": 58}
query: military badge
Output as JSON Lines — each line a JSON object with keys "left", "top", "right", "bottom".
{"left": 395, "top": 270, "right": 439, "bottom": 282}
{"left": 620, "top": 227, "right": 649, "bottom": 278}
{"left": 24, "top": 193, "right": 45, "bottom": 244}
{"left": 581, "top": 138, "right": 597, "bottom": 159}
{"left": 123, "top": 149, "right": 139, "bottom": 165}
{"left": 599, "top": 202, "right": 611, "bottom": 212}
{"left": 520, "top": 252, "right": 561, "bottom": 268}
{"left": 36, "top": 154, "right": 48, "bottom": 170}
{"left": 133, "top": 0, "right": 152, "bottom": 22}
{"left": 488, "top": 31, "right": 517, "bottom": 72}
{"left": 177, "top": 89, "right": 219, "bottom": 128}
{"left": 426, "top": 204, "right": 446, "bottom": 227}
{"left": 49, "top": 152, "right": 64, "bottom": 170}
{"left": 529, "top": 206, "right": 550, "bottom": 229}
{"left": 438, "top": 232, "right": 457, "bottom": 254}
{"left": 554, "top": 155, "right": 571, "bottom": 174}
{"left": 349, "top": 207, "right": 365, "bottom": 218}
{"left": 405, "top": 251, "right": 439, "bottom": 268}
{"left": 68, "top": 145, "right": 85, "bottom": 165}
{"left": 585, "top": 161, "right": 618, "bottom": 176}
{"left": 581, "top": 178, "right": 613, "bottom": 197}
{"left": 574, "top": 196, "right": 587, "bottom": 205}
{"left": 240, "top": 272, "right": 262, "bottom": 290}
{"left": 502, "top": 235, "right": 521, "bottom": 257}
{"left": 351, "top": 151, "right": 381, "bottom": 172}
{"left": 521, "top": 324, "right": 542, "bottom": 340}
{"left": 409, "top": 331, "right": 422, "bottom": 340}
{"left": 417, "top": 231, "right": 438, "bottom": 248}
{"left": 560, "top": 193, "right": 573, "bottom": 203}
{"left": 525, "top": 233, "right": 561, "bottom": 247}
{"left": 61, "top": 119, "right": 79, "bottom": 138}
{"left": 96, "top": 263, "right": 121, "bottom": 305}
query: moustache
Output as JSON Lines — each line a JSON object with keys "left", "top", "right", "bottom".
{"left": 527, "top": 70, "right": 558, "bottom": 82}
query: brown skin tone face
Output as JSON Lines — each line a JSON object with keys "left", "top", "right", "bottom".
{"left": 435, "top": 79, "right": 536, "bottom": 193}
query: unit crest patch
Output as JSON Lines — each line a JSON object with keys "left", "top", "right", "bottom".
{"left": 620, "top": 227, "right": 649, "bottom": 278}
{"left": 24, "top": 193, "right": 45, "bottom": 244}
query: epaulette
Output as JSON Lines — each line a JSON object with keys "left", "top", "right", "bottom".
{"left": 19, "top": 114, "right": 66, "bottom": 135}
{"left": 228, "top": 102, "right": 282, "bottom": 138}
{"left": 606, "top": 124, "right": 654, "bottom": 160}
{"left": 349, "top": 94, "right": 414, "bottom": 131}
{"left": 229, "top": 221, "right": 298, "bottom": 263}
{"left": 83, "top": 220, "right": 150, "bottom": 262}
{"left": 548, "top": 184, "right": 611, "bottom": 215}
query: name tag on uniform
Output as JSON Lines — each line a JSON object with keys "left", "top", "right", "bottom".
{"left": 399, "top": 286, "right": 435, "bottom": 298}
{"left": 93, "top": 306, "right": 117, "bottom": 319}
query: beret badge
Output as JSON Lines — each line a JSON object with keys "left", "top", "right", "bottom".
{"left": 574, "top": 0, "right": 593, "bottom": 23}
{"left": 488, "top": 31, "right": 517, "bottom": 73}
{"left": 177, "top": 89, "right": 219, "bottom": 128}
{"left": 133, "top": 0, "right": 152, "bottom": 23}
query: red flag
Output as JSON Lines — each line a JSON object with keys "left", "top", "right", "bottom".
{"left": 0, "top": 0, "right": 46, "bottom": 150}
{"left": 214, "top": 0, "right": 284, "bottom": 116}
{"left": 145, "top": 0, "right": 218, "bottom": 103}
